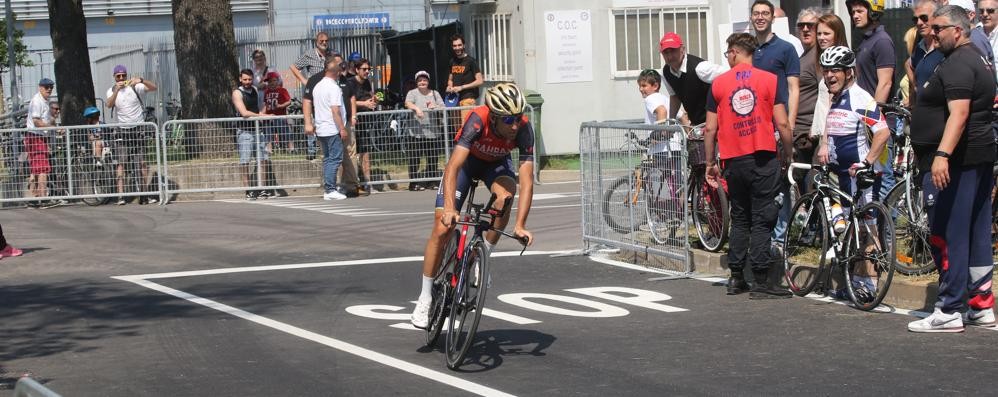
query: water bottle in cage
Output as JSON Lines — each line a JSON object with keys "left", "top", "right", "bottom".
{"left": 831, "top": 202, "right": 847, "bottom": 234}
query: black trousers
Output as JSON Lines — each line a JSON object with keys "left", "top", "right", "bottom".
{"left": 722, "top": 152, "right": 780, "bottom": 273}
{"left": 0, "top": 224, "right": 7, "bottom": 249}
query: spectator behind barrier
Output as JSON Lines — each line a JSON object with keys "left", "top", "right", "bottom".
{"left": 404, "top": 71, "right": 445, "bottom": 191}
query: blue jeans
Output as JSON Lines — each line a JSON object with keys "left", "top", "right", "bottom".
{"left": 307, "top": 134, "right": 317, "bottom": 155}
{"left": 318, "top": 135, "right": 343, "bottom": 193}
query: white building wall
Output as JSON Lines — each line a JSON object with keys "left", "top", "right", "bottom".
{"left": 506, "top": 0, "right": 732, "bottom": 155}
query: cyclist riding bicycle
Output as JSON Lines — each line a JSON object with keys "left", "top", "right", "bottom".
{"left": 410, "top": 82, "right": 536, "bottom": 329}
{"left": 815, "top": 45, "right": 891, "bottom": 297}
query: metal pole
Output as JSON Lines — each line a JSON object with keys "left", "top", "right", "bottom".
{"left": 6, "top": 0, "right": 20, "bottom": 110}
{"left": 424, "top": 0, "right": 432, "bottom": 28}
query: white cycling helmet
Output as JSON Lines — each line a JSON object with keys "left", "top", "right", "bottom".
{"left": 485, "top": 83, "right": 526, "bottom": 116}
{"left": 820, "top": 46, "right": 856, "bottom": 69}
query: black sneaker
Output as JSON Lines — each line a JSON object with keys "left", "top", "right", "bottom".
{"left": 275, "top": 189, "right": 289, "bottom": 197}
{"left": 749, "top": 284, "right": 793, "bottom": 299}
{"left": 306, "top": 152, "right": 316, "bottom": 161}
{"left": 258, "top": 190, "right": 272, "bottom": 199}
{"left": 246, "top": 191, "right": 258, "bottom": 200}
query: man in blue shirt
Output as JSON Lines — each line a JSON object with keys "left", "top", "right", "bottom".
{"left": 751, "top": 0, "right": 800, "bottom": 259}
{"left": 848, "top": 0, "right": 896, "bottom": 201}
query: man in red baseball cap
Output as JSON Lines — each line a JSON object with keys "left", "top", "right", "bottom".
{"left": 659, "top": 31, "right": 719, "bottom": 126}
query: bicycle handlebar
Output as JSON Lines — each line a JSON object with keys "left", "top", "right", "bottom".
{"left": 455, "top": 193, "right": 529, "bottom": 254}
{"left": 787, "top": 162, "right": 812, "bottom": 187}
{"left": 877, "top": 102, "right": 911, "bottom": 120}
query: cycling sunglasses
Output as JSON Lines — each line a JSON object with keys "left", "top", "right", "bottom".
{"left": 499, "top": 114, "right": 522, "bottom": 125}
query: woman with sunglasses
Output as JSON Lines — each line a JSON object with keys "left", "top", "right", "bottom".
{"left": 410, "top": 83, "right": 536, "bottom": 329}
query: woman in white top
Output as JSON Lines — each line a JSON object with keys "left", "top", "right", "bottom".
{"left": 404, "top": 71, "right": 445, "bottom": 191}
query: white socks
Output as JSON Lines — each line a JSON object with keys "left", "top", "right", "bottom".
{"left": 418, "top": 275, "right": 433, "bottom": 303}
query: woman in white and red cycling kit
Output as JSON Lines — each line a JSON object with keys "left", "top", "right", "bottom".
{"left": 410, "top": 83, "right": 536, "bottom": 329}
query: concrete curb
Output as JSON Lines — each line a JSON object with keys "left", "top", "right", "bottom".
{"left": 613, "top": 246, "right": 941, "bottom": 312}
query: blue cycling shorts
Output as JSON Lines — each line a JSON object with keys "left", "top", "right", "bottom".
{"left": 434, "top": 155, "right": 516, "bottom": 210}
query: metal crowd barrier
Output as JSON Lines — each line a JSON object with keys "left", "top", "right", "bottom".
{"left": 0, "top": 104, "right": 540, "bottom": 206}
{"left": 0, "top": 122, "right": 160, "bottom": 206}
{"left": 579, "top": 120, "right": 692, "bottom": 275}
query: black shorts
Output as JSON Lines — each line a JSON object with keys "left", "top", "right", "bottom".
{"left": 355, "top": 112, "right": 375, "bottom": 154}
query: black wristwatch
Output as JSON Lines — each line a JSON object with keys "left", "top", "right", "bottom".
{"left": 934, "top": 150, "right": 951, "bottom": 159}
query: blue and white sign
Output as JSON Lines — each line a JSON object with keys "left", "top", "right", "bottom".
{"left": 313, "top": 13, "right": 391, "bottom": 30}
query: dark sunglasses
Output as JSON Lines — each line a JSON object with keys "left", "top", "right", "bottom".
{"left": 796, "top": 22, "right": 816, "bottom": 29}
{"left": 981, "top": 8, "right": 997, "bottom": 14}
{"left": 931, "top": 24, "right": 957, "bottom": 34}
{"left": 911, "top": 14, "right": 930, "bottom": 24}
{"left": 499, "top": 114, "right": 521, "bottom": 125}
{"left": 358, "top": 67, "right": 371, "bottom": 71}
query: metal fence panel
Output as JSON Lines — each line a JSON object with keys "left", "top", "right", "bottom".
{"left": 580, "top": 120, "right": 691, "bottom": 274}
{"left": 0, "top": 121, "right": 161, "bottom": 206}
{"left": 0, "top": 103, "right": 539, "bottom": 205}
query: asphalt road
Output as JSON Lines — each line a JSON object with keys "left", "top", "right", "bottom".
{"left": 2, "top": 180, "right": 996, "bottom": 396}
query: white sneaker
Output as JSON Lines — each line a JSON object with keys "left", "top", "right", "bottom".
{"left": 964, "top": 308, "right": 997, "bottom": 327}
{"left": 323, "top": 190, "right": 347, "bottom": 201}
{"left": 908, "top": 308, "right": 964, "bottom": 333}
{"left": 411, "top": 299, "right": 431, "bottom": 329}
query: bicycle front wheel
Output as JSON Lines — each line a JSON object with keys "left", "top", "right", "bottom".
{"left": 80, "top": 161, "right": 108, "bottom": 206}
{"left": 884, "top": 180, "right": 934, "bottom": 275}
{"left": 843, "top": 201, "right": 896, "bottom": 311}
{"left": 426, "top": 229, "right": 460, "bottom": 347}
{"left": 692, "top": 173, "right": 729, "bottom": 252}
{"left": 444, "top": 241, "right": 489, "bottom": 370}
{"left": 602, "top": 175, "right": 644, "bottom": 234}
{"left": 783, "top": 192, "right": 829, "bottom": 296}
{"left": 644, "top": 167, "right": 678, "bottom": 244}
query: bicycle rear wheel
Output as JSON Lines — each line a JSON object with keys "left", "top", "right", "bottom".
{"left": 444, "top": 241, "right": 488, "bottom": 370}
{"left": 692, "top": 172, "right": 729, "bottom": 252}
{"left": 884, "top": 180, "right": 933, "bottom": 275}
{"left": 426, "top": 229, "right": 460, "bottom": 347}
{"left": 602, "top": 174, "right": 644, "bottom": 234}
{"left": 843, "top": 201, "right": 896, "bottom": 311}
{"left": 783, "top": 192, "right": 829, "bottom": 296}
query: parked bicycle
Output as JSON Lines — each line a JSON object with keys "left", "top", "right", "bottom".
{"left": 877, "top": 101, "right": 934, "bottom": 276}
{"left": 783, "top": 162, "right": 896, "bottom": 311}
{"left": 601, "top": 122, "right": 730, "bottom": 250}
{"left": 162, "top": 94, "right": 184, "bottom": 151}
{"left": 423, "top": 180, "right": 527, "bottom": 370}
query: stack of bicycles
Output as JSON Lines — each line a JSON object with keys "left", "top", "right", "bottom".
{"left": 601, "top": 122, "right": 730, "bottom": 251}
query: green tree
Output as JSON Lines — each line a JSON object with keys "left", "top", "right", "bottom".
{"left": 0, "top": 15, "right": 34, "bottom": 112}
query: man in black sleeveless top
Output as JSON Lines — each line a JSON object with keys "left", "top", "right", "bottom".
{"left": 659, "top": 32, "right": 719, "bottom": 126}
{"left": 232, "top": 69, "right": 270, "bottom": 200}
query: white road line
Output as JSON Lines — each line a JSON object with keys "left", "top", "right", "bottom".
{"left": 591, "top": 256, "right": 998, "bottom": 332}
{"left": 116, "top": 250, "right": 578, "bottom": 280}
{"left": 113, "top": 277, "right": 517, "bottom": 397}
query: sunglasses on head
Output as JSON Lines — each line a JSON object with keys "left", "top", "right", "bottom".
{"left": 912, "top": 14, "right": 930, "bottom": 24}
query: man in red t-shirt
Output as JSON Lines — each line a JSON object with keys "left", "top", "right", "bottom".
{"left": 704, "top": 32, "right": 793, "bottom": 299}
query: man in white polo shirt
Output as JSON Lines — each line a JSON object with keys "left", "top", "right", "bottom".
{"left": 312, "top": 57, "right": 349, "bottom": 200}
